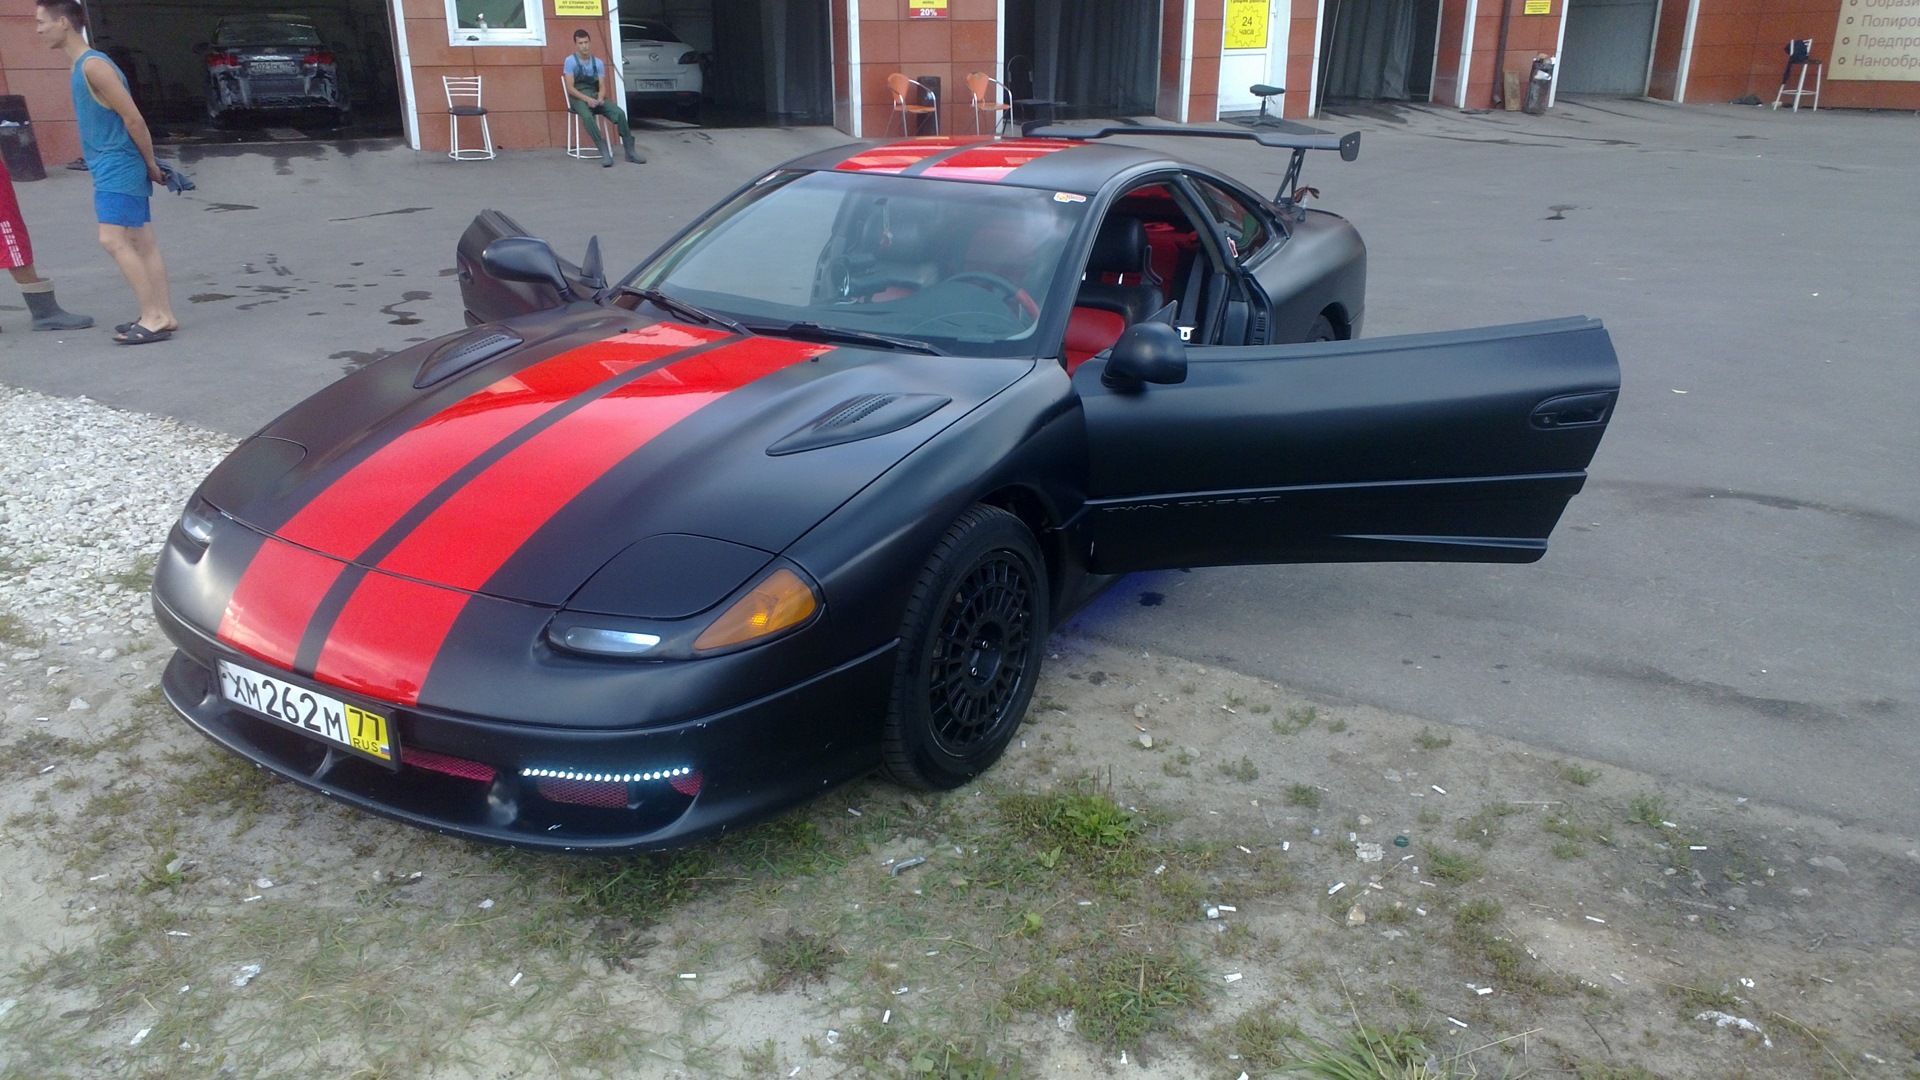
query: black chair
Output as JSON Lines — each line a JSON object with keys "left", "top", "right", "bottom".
{"left": 1250, "top": 84, "right": 1285, "bottom": 127}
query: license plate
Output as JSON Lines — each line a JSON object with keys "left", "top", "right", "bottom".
{"left": 218, "top": 661, "right": 395, "bottom": 766}
{"left": 636, "top": 79, "right": 674, "bottom": 90}
{"left": 250, "top": 61, "right": 299, "bottom": 75}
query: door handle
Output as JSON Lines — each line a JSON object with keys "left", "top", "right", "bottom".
{"left": 1531, "top": 391, "right": 1615, "bottom": 429}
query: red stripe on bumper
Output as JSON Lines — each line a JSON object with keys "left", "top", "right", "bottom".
{"left": 276, "top": 322, "right": 726, "bottom": 561}
{"left": 215, "top": 538, "right": 348, "bottom": 669}
{"left": 312, "top": 571, "right": 470, "bottom": 705}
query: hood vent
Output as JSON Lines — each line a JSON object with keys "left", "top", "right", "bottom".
{"left": 767, "top": 393, "right": 951, "bottom": 456}
{"left": 414, "top": 327, "right": 524, "bottom": 388}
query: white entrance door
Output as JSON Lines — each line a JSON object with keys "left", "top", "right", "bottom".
{"left": 1219, "top": 0, "right": 1294, "bottom": 113}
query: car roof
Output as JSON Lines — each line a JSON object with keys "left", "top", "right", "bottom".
{"left": 781, "top": 136, "right": 1187, "bottom": 196}
{"left": 620, "top": 21, "right": 681, "bottom": 39}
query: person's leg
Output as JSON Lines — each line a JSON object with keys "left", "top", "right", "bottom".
{"left": 97, "top": 222, "right": 176, "bottom": 338}
{"left": 572, "top": 97, "right": 613, "bottom": 163}
{"left": 599, "top": 100, "right": 644, "bottom": 163}
{"left": 8, "top": 264, "right": 94, "bottom": 331}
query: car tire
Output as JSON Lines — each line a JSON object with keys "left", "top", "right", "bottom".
{"left": 1308, "top": 314, "right": 1337, "bottom": 342}
{"left": 881, "top": 504, "right": 1048, "bottom": 791}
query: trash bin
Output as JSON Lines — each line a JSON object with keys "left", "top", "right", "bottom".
{"left": 914, "top": 75, "right": 941, "bottom": 135}
{"left": 1522, "top": 56, "right": 1555, "bottom": 115}
{"left": 0, "top": 96, "right": 46, "bottom": 182}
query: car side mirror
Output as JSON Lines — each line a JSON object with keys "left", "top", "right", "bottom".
{"left": 481, "top": 236, "right": 581, "bottom": 302}
{"left": 1101, "top": 322, "right": 1187, "bottom": 392}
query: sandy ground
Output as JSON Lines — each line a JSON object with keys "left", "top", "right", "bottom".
{"left": 3, "top": 600, "right": 1918, "bottom": 1077}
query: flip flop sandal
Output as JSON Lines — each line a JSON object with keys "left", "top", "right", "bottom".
{"left": 115, "top": 318, "right": 141, "bottom": 334}
{"left": 114, "top": 324, "right": 174, "bottom": 345}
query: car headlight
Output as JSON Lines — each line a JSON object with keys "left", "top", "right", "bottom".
{"left": 546, "top": 563, "right": 821, "bottom": 661}
{"left": 178, "top": 497, "right": 222, "bottom": 547}
{"left": 693, "top": 568, "right": 817, "bottom": 652}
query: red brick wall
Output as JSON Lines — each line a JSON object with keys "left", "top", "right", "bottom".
{"left": 1433, "top": 0, "right": 1471, "bottom": 105}
{"left": 1685, "top": 0, "right": 1920, "bottom": 106}
{"left": 850, "top": 0, "right": 997, "bottom": 138}
{"left": 400, "top": 0, "right": 608, "bottom": 153}
{"left": 1647, "top": 0, "right": 1690, "bottom": 98}
{"left": 1464, "top": 0, "right": 1565, "bottom": 108}
{"left": 1288, "top": 3, "right": 1322, "bottom": 116}
{"left": 1157, "top": 0, "right": 1227, "bottom": 121}
{"left": 1, "top": 0, "right": 80, "bottom": 167}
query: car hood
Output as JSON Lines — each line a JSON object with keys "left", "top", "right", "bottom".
{"left": 207, "top": 312, "right": 1030, "bottom": 608}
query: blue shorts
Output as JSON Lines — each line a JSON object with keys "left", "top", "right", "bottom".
{"left": 95, "top": 190, "right": 151, "bottom": 228}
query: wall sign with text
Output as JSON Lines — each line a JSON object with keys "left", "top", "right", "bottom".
{"left": 909, "top": 0, "right": 949, "bottom": 18}
{"left": 1225, "top": 0, "right": 1270, "bottom": 50}
{"left": 1832, "top": 0, "right": 1920, "bottom": 80}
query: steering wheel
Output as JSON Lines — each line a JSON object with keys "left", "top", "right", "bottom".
{"left": 943, "top": 271, "right": 1040, "bottom": 322}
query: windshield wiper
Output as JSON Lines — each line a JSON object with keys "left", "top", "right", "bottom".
{"left": 755, "top": 321, "right": 944, "bottom": 355}
{"left": 625, "top": 287, "right": 750, "bottom": 337}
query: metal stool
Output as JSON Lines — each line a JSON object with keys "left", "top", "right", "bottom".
{"left": 1250, "top": 84, "right": 1285, "bottom": 127}
{"left": 1772, "top": 40, "right": 1821, "bottom": 112}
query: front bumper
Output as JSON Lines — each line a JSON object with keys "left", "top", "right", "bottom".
{"left": 155, "top": 596, "right": 894, "bottom": 852}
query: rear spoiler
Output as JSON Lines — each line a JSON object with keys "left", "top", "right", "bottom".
{"left": 1024, "top": 122, "right": 1361, "bottom": 211}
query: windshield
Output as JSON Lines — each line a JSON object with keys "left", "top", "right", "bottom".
{"left": 214, "top": 20, "right": 323, "bottom": 46}
{"left": 622, "top": 170, "right": 1085, "bottom": 358}
{"left": 622, "top": 23, "right": 683, "bottom": 43}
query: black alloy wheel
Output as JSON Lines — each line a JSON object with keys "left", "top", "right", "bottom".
{"left": 882, "top": 505, "right": 1048, "bottom": 790}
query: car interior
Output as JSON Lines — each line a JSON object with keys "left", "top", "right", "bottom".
{"left": 1065, "top": 179, "right": 1273, "bottom": 372}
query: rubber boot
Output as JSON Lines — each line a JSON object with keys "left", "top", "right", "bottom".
{"left": 22, "top": 280, "right": 94, "bottom": 331}
{"left": 623, "top": 132, "right": 646, "bottom": 164}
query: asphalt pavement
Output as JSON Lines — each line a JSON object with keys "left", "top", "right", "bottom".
{"left": 2, "top": 101, "right": 1914, "bottom": 837}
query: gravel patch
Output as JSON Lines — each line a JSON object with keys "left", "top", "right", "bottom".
{"left": 0, "top": 385, "right": 234, "bottom": 642}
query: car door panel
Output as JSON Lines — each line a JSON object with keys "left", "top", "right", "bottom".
{"left": 1072, "top": 316, "right": 1619, "bottom": 573}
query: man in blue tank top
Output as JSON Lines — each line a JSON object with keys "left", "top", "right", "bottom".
{"left": 36, "top": 0, "right": 177, "bottom": 344}
{"left": 565, "top": 29, "right": 644, "bottom": 167}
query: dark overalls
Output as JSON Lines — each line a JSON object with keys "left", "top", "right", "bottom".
{"left": 567, "top": 56, "right": 642, "bottom": 164}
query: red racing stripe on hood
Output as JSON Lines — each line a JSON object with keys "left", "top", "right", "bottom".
{"left": 213, "top": 322, "right": 723, "bottom": 671}
{"left": 276, "top": 321, "right": 728, "bottom": 561}
{"left": 311, "top": 336, "right": 829, "bottom": 705}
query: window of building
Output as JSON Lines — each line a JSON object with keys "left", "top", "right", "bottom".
{"left": 447, "top": 0, "right": 545, "bottom": 47}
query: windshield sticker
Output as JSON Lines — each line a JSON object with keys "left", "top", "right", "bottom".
{"left": 1053, "top": 192, "right": 1087, "bottom": 203}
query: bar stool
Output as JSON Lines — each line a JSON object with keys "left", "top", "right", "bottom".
{"left": 443, "top": 76, "right": 494, "bottom": 160}
{"left": 1250, "top": 84, "right": 1285, "bottom": 127}
{"left": 1772, "top": 40, "right": 1821, "bottom": 112}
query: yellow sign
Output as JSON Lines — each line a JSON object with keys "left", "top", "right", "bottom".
{"left": 1524, "top": 0, "right": 1552, "bottom": 13}
{"left": 1832, "top": 0, "right": 1920, "bottom": 80}
{"left": 908, "top": 0, "right": 949, "bottom": 17}
{"left": 554, "top": 0, "right": 603, "bottom": 14}
{"left": 1225, "top": 0, "right": 1270, "bottom": 49}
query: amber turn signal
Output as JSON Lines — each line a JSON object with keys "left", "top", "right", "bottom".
{"left": 693, "top": 568, "right": 818, "bottom": 652}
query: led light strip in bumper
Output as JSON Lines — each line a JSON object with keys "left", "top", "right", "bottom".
{"left": 521, "top": 766, "right": 694, "bottom": 783}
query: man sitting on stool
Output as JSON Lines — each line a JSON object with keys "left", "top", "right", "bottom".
{"left": 565, "top": 29, "right": 644, "bottom": 167}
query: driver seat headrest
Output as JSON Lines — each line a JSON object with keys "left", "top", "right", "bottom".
{"left": 1087, "top": 217, "right": 1150, "bottom": 276}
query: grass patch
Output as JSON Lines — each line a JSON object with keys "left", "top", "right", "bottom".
{"left": 1628, "top": 793, "right": 1668, "bottom": 829}
{"left": 1559, "top": 762, "right": 1603, "bottom": 786}
{"left": 1203, "top": 1008, "right": 1300, "bottom": 1074}
{"left": 1006, "top": 948, "right": 1207, "bottom": 1048}
{"left": 1285, "top": 784, "right": 1322, "bottom": 810}
{"left": 1412, "top": 727, "right": 1453, "bottom": 750}
{"left": 102, "top": 552, "right": 158, "bottom": 592}
{"left": 0, "top": 609, "right": 37, "bottom": 647}
{"left": 1218, "top": 755, "right": 1260, "bottom": 782}
{"left": 1452, "top": 801, "right": 1522, "bottom": 848}
{"left": 1271, "top": 706, "right": 1318, "bottom": 735}
{"left": 1451, "top": 898, "right": 1575, "bottom": 996}
{"left": 754, "top": 928, "right": 844, "bottom": 991}
{"left": 1424, "top": 847, "right": 1484, "bottom": 884}
{"left": 1280, "top": 1022, "right": 1431, "bottom": 1079}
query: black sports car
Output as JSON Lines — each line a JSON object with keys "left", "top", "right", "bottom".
{"left": 152, "top": 128, "right": 1620, "bottom": 852}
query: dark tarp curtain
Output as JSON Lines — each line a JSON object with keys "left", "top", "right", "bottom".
{"left": 708, "top": 0, "right": 831, "bottom": 124}
{"left": 1321, "top": 0, "right": 1417, "bottom": 100}
{"left": 1010, "top": 0, "right": 1159, "bottom": 119}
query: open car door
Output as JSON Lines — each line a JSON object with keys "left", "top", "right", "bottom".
{"left": 1071, "top": 317, "right": 1620, "bottom": 573}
